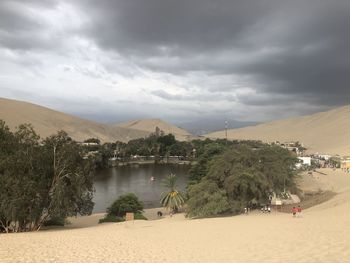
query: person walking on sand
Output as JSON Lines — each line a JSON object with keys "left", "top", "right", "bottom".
{"left": 297, "top": 205, "right": 302, "bottom": 218}
{"left": 292, "top": 206, "right": 297, "bottom": 217}
{"left": 244, "top": 207, "right": 248, "bottom": 215}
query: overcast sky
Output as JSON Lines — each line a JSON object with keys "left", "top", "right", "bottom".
{"left": 1, "top": 0, "right": 349, "bottom": 124}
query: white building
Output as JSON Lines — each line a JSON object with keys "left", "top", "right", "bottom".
{"left": 296, "top": 157, "right": 312, "bottom": 168}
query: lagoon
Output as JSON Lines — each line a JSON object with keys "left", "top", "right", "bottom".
{"left": 92, "top": 164, "right": 190, "bottom": 213}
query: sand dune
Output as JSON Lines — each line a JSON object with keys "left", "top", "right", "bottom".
{"left": 116, "top": 119, "right": 194, "bottom": 141}
{"left": 206, "top": 105, "right": 350, "bottom": 156}
{"left": 2, "top": 168, "right": 350, "bottom": 263}
{"left": 0, "top": 97, "right": 150, "bottom": 142}
{"left": 0, "top": 97, "right": 195, "bottom": 143}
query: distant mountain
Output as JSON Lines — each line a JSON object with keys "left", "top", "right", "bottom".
{"left": 0, "top": 97, "right": 149, "bottom": 142}
{"left": 116, "top": 119, "right": 194, "bottom": 141}
{"left": 206, "top": 105, "right": 350, "bottom": 156}
{"left": 178, "top": 118, "right": 259, "bottom": 135}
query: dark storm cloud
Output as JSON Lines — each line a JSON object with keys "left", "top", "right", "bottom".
{"left": 0, "top": 4, "right": 38, "bottom": 32}
{"left": 80, "top": 0, "right": 277, "bottom": 54}
{"left": 76, "top": 0, "right": 350, "bottom": 109}
{"left": 0, "top": 0, "right": 59, "bottom": 50}
{"left": 0, "top": 0, "right": 58, "bottom": 31}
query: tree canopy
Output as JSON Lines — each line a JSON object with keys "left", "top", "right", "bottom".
{"left": 186, "top": 143, "right": 298, "bottom": 218}
{"left": 0, "top": 120, "right": 94, "bottom": 232}
{"left": 99, "top": 193, "right": 146, "bottom": 223}
{"left": 106, "top": 193, "right": 143, "bottom": 217}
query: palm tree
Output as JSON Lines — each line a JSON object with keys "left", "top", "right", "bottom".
{"left": 160, "top": 174, "right": 185, "bottom": 212}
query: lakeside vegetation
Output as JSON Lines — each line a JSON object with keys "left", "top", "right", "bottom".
{"left": 160, "top": 174, "right": 185, "bottom": 212}
{"left": 186, "top": 144, "right": 298, "bottom": 217}
{"left": 1, "top": 119, "right": 300, "bottom": 232}
{"left": 0, "top": 121, "right": 94, "bottom": 233}
{"left": 84, "top": 131, "right": 267, "bottom": 169}
{"left": 82, "top": 132, "right": 193, "bottom": 169}
{"left": 99, "top": 193, "right": 147, "bottom": 223}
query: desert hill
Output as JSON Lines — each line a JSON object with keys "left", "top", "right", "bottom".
{"left": 116, "top": 119, "right": 194, "bottom": 141}
{"left": 0, "top": 97, "right": 150, "bottom": 142}
{"left": 206, "top": 105, "right": 350, "bottom": 156}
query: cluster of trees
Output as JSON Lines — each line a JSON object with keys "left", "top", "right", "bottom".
{"left": 114, "top": 133, "right": 192, "bottom": 158}
{"left": 81, "top": 128, "right": 268, "bottom": 170}
{"left": 81, "top": 140, "right": 113, "bottom": 169}
{"left": 112, "top": 135, "right": 264, "bottom": 162}
{"left": 186, "top": 143, "right": 298, "bottom": 218}
{"left": 0, "top": 120, "right": 95, "bottom": 232}
{"left": 188, "top": 139, "right": 266, "bottom": 184}
{"left": 0, "top": 118, "right": 300, "bottom": 230}
{"left": 81, "top": 133, "right": 194, "bottom": 169}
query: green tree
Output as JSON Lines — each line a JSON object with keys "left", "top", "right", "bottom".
{"left": 186, "top": 143, "right": 298, "bottom": 217}
{"left": 157, "top": 134, "right": 176, "bottom": 147}
{"left": 186, "top": 179, "right": 230, "bottom": 218}
{"left": 100, "top": 193, "right": 146, "bottom": 223}
{"left": 168, "top": 141, "right": 191, "bottom": 157}
{"left": 0, "top": 123, "right": 43, "bottom": 232}
{"left": 256, "top": 145, "right": 298, "bottom": 194}
{"left": 39, "top": 131, "right": 94, "bottom": 226}
{"left": 0, "top": 121, "right": 94, "bottom": 232}
{"left": 106, "top": 193, "right": 144, "bottom": 217}
{"left": 92, "top": 143, "right": 115, "bottom": 169}
{"left": 189, "top": 143, "right": 226, "bottom": 184}
{"left": 160, "top": 174, "right": 185, "bottom": 212}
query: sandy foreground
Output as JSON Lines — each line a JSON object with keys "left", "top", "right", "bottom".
{"left": 1, "top": 168, "right": 350, "bottom": 263}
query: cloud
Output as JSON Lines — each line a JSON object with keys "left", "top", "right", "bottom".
{"left": 80, "top": 0, "right": 274, "bottom": 53}
{"left": 151, "top": 89, "right": 237, "bottom": 102}
{"left": 76, "top": 0, "right": 350, "bottom": 105}
{"left": 0, "top": 0, "right": 350, "bottom": 123}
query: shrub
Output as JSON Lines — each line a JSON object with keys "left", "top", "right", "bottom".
{"left": 98, "top": 193, "right": 147, "bottom": 223}
{"left": 134, "top": 212, "right": 148, "bottom": 220}
{"left": 99, "top": 212, "right": 147, "bottom": 224}
{"left": 43, "top": 217, "right": 66, "bottom": 227}
{"left": 107, "top": 193, "right": 144, "bottom": 217}
{"left": 99, "top": 214, "right": 125, "bottom": 224}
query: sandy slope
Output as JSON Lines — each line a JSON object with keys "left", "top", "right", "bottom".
{"left": 206, "top": 105, "right": 350, "bottom": 156}
{"left": 0, "top": 97, "right": 150, "bottom": 142}
{"left": 0, "top": 97, "right": 194, "bottom": 142}
{"left": 2, "top": 169, "right": 350, "bottom": 263}
{"left": 116, "top": 119, "right": 194, "bottom": 141}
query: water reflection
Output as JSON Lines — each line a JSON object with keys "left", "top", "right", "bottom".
{"left": 93, "top": 164, "right": 190, "bottom": 212}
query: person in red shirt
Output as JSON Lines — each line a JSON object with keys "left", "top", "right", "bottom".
{"left": 297, "top": 205, "right": 302, "bottom": 217}
{"left": 292, "top": 207, "right": 297, "bottom": 217}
